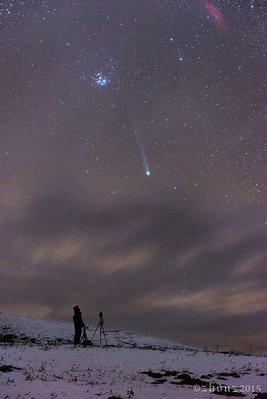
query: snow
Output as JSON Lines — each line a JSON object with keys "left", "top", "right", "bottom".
{"left": 0, "top": 313, "right": 266, "bottom": 399}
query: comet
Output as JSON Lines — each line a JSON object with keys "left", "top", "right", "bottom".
{"left": 134, "top": 129, "right": 151, "bottom": 177}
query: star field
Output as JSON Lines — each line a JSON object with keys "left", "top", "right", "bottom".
{"left": 0, "top": 0, "right": 266, "bottom": 352}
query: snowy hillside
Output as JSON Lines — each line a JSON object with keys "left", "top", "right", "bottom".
{"left": 0, "top": 313, "right": 266, "bottom": 399}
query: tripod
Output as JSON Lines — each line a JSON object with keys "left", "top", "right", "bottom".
{"left": 91, "top": 311, "right": 108, "bottom": 346}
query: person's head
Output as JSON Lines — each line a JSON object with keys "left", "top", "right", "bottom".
{"left": 73, "top": 305, "right": 80, "bottom": 313}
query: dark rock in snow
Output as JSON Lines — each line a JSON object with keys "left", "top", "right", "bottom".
{"left": 0, "top": 365, "right": 22, "bottom": 372}
{"left": 175, "top": 372, "right": 192, "bottom": 379}
{"left": 140, "top": 370, "right": 165, "bottom": 379}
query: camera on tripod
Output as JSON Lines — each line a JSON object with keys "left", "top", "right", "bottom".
{"left": 91, "top": 311, "right": 108, "bottom": 346}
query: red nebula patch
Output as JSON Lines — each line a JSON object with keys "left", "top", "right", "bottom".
{"left": 204, "top": 0, "right": 226, "bottom": 31}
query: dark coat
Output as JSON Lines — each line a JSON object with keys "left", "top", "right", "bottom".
{"left": 73, "top": 310, "right": 85, "bottom": 330}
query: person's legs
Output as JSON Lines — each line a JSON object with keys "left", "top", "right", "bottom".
{"left": 74, "top": 328, "right": 82, "bottom": 345}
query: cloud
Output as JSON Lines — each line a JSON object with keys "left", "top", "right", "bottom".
{"left": 0, "top": 188, "right": 266, "bottom": 350}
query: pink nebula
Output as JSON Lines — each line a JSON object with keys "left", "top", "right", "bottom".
{"left": 204, "top": 0, "right": 226, "bottom": 31}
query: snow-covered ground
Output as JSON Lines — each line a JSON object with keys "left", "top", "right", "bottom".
{"left": 0, "top": 313, "right": 266, "bottom": 399}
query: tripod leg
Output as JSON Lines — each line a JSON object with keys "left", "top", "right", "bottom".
{"left": 101, "top": 325, "right": 108, "bottom": 346}
{"left": 91, "top": 322, "right": 100, "bottom": 341}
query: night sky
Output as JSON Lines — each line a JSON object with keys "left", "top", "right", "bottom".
{"left": 0, "top": 0, "right": 266, "bottom": 352}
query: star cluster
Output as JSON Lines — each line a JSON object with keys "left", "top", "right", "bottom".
{"left": 94, "top": 72, "right": 110, "bottom": 87}
{"left": 0, "top": 0, "right": 266, "bottom": 352}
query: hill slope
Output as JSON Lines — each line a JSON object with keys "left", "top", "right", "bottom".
{"left": 0, "top": 313, "right": 266, "bottom": 399}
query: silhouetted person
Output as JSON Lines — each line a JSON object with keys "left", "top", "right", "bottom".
{"left": 73, "top": 305, "right": 85, "bottom": 345}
